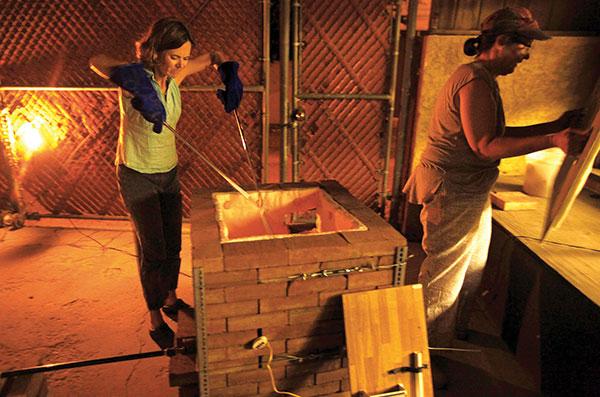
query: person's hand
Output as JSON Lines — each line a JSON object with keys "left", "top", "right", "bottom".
{"left": 552, "top": 127, "right": 591, "bottom": 156}
{"left": 210, "top": 51, "right": 225, "bottom": 68}
{"left": 556, "top": 108, "right": 586, "bottom": 130}
{"left": 216, "top": 61, "right": 243, "bottom": 113}
{"left": 109, "top": 63, "right": 166, "bottom": 134}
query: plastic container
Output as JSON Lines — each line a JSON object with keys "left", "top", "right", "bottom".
{"left": 523, "top": 148, "right": 565, "bottom": 197}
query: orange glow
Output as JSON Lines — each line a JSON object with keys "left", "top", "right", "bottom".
{"left": 17, "top": 121, "right": 43, "bottom": 151}
{"left": 14, "top": 117, "right": 45, "bottom": 160}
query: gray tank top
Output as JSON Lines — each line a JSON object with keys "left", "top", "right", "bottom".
{"left": 403, "top": 61, "right": 505, "bottom": 203}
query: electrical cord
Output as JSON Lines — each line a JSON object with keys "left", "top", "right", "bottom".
{"left": 255, "top": 337, "right": 302, "bottom": 397}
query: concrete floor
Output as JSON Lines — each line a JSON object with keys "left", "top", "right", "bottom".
{"left": 0, "top": 218, "right": 540, "bottom": 396}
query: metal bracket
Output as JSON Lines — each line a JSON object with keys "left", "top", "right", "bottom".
{"left": 393, "top": 246, "right": 407, "bottom": 286}
{"left": 193, "top": 266, "right": 210, "bottom": 397}
{"left": 388, "top": 363, "right": 428, "bottom": 374}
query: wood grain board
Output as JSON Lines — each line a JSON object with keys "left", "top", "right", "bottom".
{"left": 543, "top": 77, "right": 600, "bottom": 240}
{"left": 342, "top": 285, "right": 433, "bottom": 396}
{"left": 493, "top": 175, "right": 600, "bottom": 307}
{"left": 490, "top": 191, "right": 538, "bottom": 211}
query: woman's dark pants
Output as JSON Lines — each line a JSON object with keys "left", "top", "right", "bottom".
{"left": 117, "top": 165, "right": 182, "bottom": 310}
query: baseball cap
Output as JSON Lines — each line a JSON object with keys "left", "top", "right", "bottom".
{"left": 481, "top": 7, "right": 551, "bottom": 41}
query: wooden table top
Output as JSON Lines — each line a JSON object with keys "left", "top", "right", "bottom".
{"left": 492, "top": 175, "right": 600, "bottom": 307}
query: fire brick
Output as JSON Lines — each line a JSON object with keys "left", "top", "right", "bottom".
{"left": 258, "top": 263, "right": 320, "bottom": 281}
{"left": 205, "top": 288, "right": 225, "bottom": 304}
{"left": 209, "top": 383, "right": 258, "bottom": 397}
{"left": 227, "top": 312, "right": 288, "bottom": 332}
{"left": 285, "top": 380, "right": 343, "bottom": 396}
{"left": 223, "top": 239, "right": 288, "bottom": 270}
{"left": 206, "top": 300, "right": 259, "bottom": 319}
{"left": 205, "top": 269, "right": 257, "bottom": 286}
{"left": 207, "top": 318, "right": 227, "bottom": 335}
{"left": 261, "top": 319, "right": 344, "bottom": 340}
{"left": 287, "top": 276, "right": 347, "bottom": 296}
{"left": 260, "top": 294, "right": 319, "bottom": 313}
{"left": 316, "top": 368, "right": 349, "bottom": 384}
{"left": 347, "top": 269, "right": 394, "bottom": 289}
{"left": 285, "top": 358, "right": 343, "bottom": 377}
{"left": 224, "top": 282, "right": 287, "bottom": 302}
{"left": 288, "top": 305, "right": 343, "bottom": 325}
{"left": 207, "top": 330, "right": 257, "bottom": 348}
{"left": 286, "top": 333, "right": 345, "bottom": 353}
{"left": 227, "top": 367, "right": 285, "bottom": 386}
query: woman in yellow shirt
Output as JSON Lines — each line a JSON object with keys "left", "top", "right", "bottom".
{"left": 90, "top": 17, "right": 224, "bottom": 349}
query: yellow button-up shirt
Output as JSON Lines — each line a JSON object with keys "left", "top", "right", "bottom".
{"left": 116, "top": 69, "right": 182, "bottom": 173}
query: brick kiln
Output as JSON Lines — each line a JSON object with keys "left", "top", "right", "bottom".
{"left": 174, "top": 180, "right": 407, "bottom": 396}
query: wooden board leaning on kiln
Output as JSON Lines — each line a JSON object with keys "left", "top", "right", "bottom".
{"left": 342, "top": 285, "right": 433, "bottom": 396}
{"left": 543, "top": 77, "right": 600, "bottom": 241}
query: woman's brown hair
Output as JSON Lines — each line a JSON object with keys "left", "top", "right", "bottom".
{"left": 136, "top": 17, "right": 195, "bottom": 68}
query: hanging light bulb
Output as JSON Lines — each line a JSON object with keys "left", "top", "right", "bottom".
{"left": 17, "top": 121, "right": 43, "bottom": 152}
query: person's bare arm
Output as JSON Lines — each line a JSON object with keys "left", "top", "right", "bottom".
{"left": 89, "top": 54, "right": 126, "bottom": 80}
{"left": 174, "top": 51, "right": 225, "bottom": 85}
{"left": 460, "top": 79, "right": 560, "bottom": 160}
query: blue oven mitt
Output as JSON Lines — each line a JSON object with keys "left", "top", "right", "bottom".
{"left": 216, "top": 61, "right": 243, "bottom": 113}
{"left": 109, "top": 63, "right": 166, "bottom": 134}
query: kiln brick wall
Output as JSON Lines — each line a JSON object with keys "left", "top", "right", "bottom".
{"left": 191, "top": 182, "right": 407, "bottom": 396}
{"left": 202, "top": 254, "right": 398, "bottom": 396}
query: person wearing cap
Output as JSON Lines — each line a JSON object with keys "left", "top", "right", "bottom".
{"left": 402, "top": 7, "right": 588, "bottom": 386}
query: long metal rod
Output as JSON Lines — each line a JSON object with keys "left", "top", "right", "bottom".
{"left": 262, "top": 0, "right": 271, "bottom": 182}
{"left": 280, "top": 0, "right": 291, "bottom": 182}
{"left": 1, "top": 350, "right": 165, "bottom": 378}
{"left": 380, "top": 0, "right": 405, "bottom": 215}
{"left": 162, "top": 122, "right": 250, "bottom": 200}
{"left": 233, "top": 110, "right": 261, "bottom": 193}
{"left": 0, "top": 87, "right": 118, "bottom": 92}
{"left": 389, "top": 0, "right": 419, "bottom": 225}
{"left": 296, "top": 93, "right": 391, "bottom": 100}
{"left": 291, "top": 0, "right": 302, "bottom": 182}
{"left": 0, "top": 86, "right": 265, "bottom": 92}
{"left": 233, "top": 110, "right": 274, "bottom": 235}
{"left": 180, "top": 85, "right": 265, "bottom": 92}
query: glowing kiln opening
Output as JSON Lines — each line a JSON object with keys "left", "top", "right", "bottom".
{"left": 213, "top": 187, "right": 367, "bottom": 243}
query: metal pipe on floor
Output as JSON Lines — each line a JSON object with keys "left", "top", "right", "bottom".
{"left": 1, "top": 349, "right": 173, "bottom": 378}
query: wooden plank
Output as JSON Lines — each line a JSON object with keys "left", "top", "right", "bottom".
{"left": 548, "top": 0, "right": 576, "bottom": 30}
{"left": 528, "top": 0, "right": 553, "bottom": 29}
{"left": 478, "top": 0, "right": 499, "bottom": 26}
{"left": 543, "top": 77, "right": 600, "bottom": 240}
{"left": 454, "top": 0, "right": 482, "bottom": 30}
{"left": 343, "top": 285, "right": 433, "bottom": 396}
{"left": 490, "top": 191, "right": 538, "bottom": 211}
{"left": 492, "top": 175, "right": 600, "bottom": 307}
{"left": 432, "top": 0, "right": 459, "bottom": 29}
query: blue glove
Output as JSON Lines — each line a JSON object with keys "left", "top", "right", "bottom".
{"left": 109, "top": 63, "right": 166, "bottom": 134}
{"left": 216, "top": 61, "right": 243, "bottom": 113}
